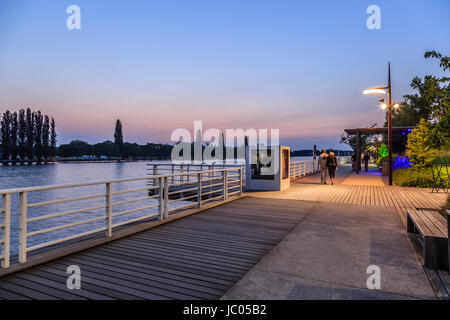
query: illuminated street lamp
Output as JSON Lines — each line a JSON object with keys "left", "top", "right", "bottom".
{"left": 363, "top": 62, "right": 395, "bottom": 185}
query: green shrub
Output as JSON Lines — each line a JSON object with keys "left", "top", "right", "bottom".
{"left": 405, "top": 119, "right": 437, "bottom": 168}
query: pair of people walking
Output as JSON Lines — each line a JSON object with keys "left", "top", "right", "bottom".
{"left": 318, "top": 149, "right": 338, "bottom": 185}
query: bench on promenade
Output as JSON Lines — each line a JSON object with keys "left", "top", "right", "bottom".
{"left": 406, "top": 209, "right": 448, "bottom": 271}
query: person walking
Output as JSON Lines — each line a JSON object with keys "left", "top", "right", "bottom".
{"left": 351, "top": 153, "right": 357, "bottom": 172}
{"left": 363, "top": 152, "right": 370, "bottom": 172}
{"left": 318, "top": 149, "right": 328, "bottom": 184}
{"left": 326, "top": 151, "right": 338, "bottom": 185}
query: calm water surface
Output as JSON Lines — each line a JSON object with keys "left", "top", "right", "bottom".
{"left": 0, "top": 158, "right": 316, "bottom": 255}
{"left": 0, "top": 162, "right": 171, "bottom": 255}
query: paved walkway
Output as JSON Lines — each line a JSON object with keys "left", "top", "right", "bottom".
{"left": 0, "top": 167, "right": 447, "bottom": 300}
{"left": 0, "top": 197, "right": 309, "bottom": 300}
{"left": 223, "top": 167, "right": 449, "bottom": 300}
{"left": 222, "top": 200, "right": 437, "bottom": 299}
{"left": 251, "top": 165, "right": 447, "bottom": 226}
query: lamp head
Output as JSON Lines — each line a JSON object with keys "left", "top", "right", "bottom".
{"left": 363, "top": 88, "right": 387, "bottom": 95}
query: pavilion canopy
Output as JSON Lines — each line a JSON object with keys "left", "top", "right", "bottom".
{"left": 344, "top": 126, "right": 416, "bottom": 174}
{"left": 344, "top": 127, "right": 416, "bottom": 135}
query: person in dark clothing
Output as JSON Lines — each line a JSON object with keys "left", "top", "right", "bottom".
{"left": 326, "top": 152, "right": 338, "bottom": 185}
{"left": 351, "top": 153, "right": 357, "bottom": 172}
{"left": 363, "top": 152, "right": 370, "bottom": 172}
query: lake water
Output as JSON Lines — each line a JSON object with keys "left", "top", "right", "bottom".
{"left": 0, "top": 157, "right": 315, "bottom": 256}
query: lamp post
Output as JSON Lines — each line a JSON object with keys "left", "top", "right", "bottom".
{"left": 387, "top": 63, "right": 393, "bottom": 186}
{"left": 363, "top": 62, "right": 395, "bottom": 185}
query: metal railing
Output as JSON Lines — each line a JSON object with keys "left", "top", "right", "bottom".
{"left": 290, "top": 160, "right": 319, "bottom": 179}
{"left": 147, "top": 163, "right": 245, "bottom": 185}
{"left": 0, "top": 167, "right": 243, "bottom": 269}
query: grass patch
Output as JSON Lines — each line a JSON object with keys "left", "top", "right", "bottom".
{"left": 432, "top": 151, "right": 450, "bottom": 164}
{"left": 393, "top": 167, "right": 435, "bottom": 188}
{"left": 393, "top": 166, "right": 450, "bottom": 188}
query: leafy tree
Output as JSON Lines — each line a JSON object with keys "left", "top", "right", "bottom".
{"left": 405, "top": 119, "right": 437, "bottom": 168}
{"left": 0, "top": 111, "right": 12, "bottom": 160}
{"left": 10, "top": 112, "right": 18, "bottom": 161}
{"left": 114, "top": 119, "right": 123, "bottom": 160}
{"left": 391, "top": 51, "right": 449, "bottom": 149}
{"left": 42, "top": 115, "right": 50, "bottom": 162}
{"left": 50, "top": 117, "right": 57, "bottom": 158}
{"left": 25, "top": 108, "right": 34, "bottom": 160}
{"left": 340, "top": 123, "right": 378, "bottom": 153}
{"left": 33, "top": 111, "right": 43, "bottom": 164}
{"left": 18, "top": 109, "right": 26, "bottom": 160}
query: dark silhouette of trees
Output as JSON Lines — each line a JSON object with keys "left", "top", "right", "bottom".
{"left": 33, "top": 111, "right": 43, "bottom": 164}
{"left": 0, "top": 108, "right": 56, "bottom": 164}
{"left": 58, "top": 140, "right": 91, "bottom": 159}
{"left": 10, "top": 112, "right": 18, "bottom": 161}
{"left": 1, "top": 111, "right": 11, "bottom": 160}
{"left": 50, "top": 117, "right": 57, "bottom": 158}
{"left": 25, "top": 108, "right": 34, "bottom": 160}
{"left": 114, "top": 119, "right": 123, "bottom": 160}
{"left": 57, "top": 140, "right": 173, "bottom": 160}
{"left": 18, "top": 109, "right": 26, "bottom": 160}
{"left": 42, "top": 115, "right": 50, "bottom": 162}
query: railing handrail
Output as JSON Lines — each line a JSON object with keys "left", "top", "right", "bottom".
{"left": 146, "top": 162, "right": 244, "bottom": 166}
{"left": 0, "top": 167, "right": 241, "bottom": 195}
{"left": 290, "top": 160, "right": 315, "bottom": 164}
{"left": 0, "top": 166, "right": 244, "bottom": 269}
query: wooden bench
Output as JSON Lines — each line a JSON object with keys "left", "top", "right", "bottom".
{"left": 407, "top": 209, "right": 448, "bottom": 270}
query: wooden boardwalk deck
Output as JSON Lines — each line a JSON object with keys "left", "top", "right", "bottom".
{"left": 250, "top": 166, "right": 447, "bottom": 226}
{"left": 0, "top": 197, "right": 308, "bottom": 300}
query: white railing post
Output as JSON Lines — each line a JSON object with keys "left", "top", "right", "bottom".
{"left": 106, "top": 183, "right": 112, "bottom": 237}
{"left": 180, "top": 165, "right": 184, "bottom": 183}
{"left": 239, "top": 168, "right": 243, "bottom": 195}
{"left": 164, "top": 177, "right": 169, "bottom": 219}
{"left": 159, "top": 177, "right": 164, "bottom": 220}
{"left": 171, "top": 165, "right": 175, "bottom": 184}
{"left": 1, "top": 194, "right": 11, "bottom": 268}
{"left": 19, "top": 192, "right": 28, "bottom": 263}
{"left": 153, "top": 165, "right": 158, "bottom": 188}
{"left": 223, "top": 170, "right": 228, "bottom": 201}
{"left": 198, "top": 173, "right": 202, "bottom": 208}
{"left": 209, "top": 165, "right": 213, "bottom": 198}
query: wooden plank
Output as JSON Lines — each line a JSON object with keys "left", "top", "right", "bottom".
{"left": 416, "top": 210, "right": 445, "bottom": 237}
{"left": 79, "top": 251, "right": 234, "bottom": 287}
{"left": 0, "top": 279, "right": 60, "bottom": 300}
{"left": 407, "top": 210, "right": 432, "bottom": 238}
{"left": 61, "top": 254, "right": 225, "bottom": 297}
{"left": 421, "top": 211, "right": 447, "bottom": 237}
{"left": 48, "top": 261, "right": 203, "bottom": 300}
{"left": 2, "top": 275, "right": 85, "bottom": 300}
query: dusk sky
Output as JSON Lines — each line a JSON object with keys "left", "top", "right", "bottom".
{"left": 1, "top": 0, "right": 449, "bottom": 149}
